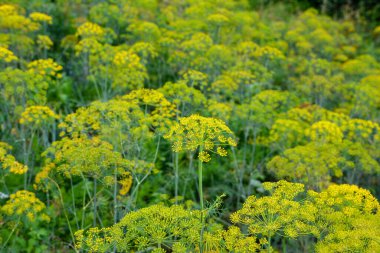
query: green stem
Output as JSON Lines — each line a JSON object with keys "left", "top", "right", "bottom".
{"left": 198, "top": 152, "right": 204, "bottom": 211}
{"left": 93, "top": 178, "right": 97, "bottom": 227}
{"left": 1, "top": 218, "right": 20, "bottom": 249}
{"left": 113, "top": 166, "right": 118, "bottom": 224}
{"left": 70, "top": 176, "right": 79, "bottom": 230}
{"left": 175, "top": 152, "right": 179, "bottom": 204}
{"left": 81, "top": 188, "right": 86, "bottom": 229}
{"left": 198, "top": 145, "right": 204, "bottom": 253}
{"left": 48, "top": 177, "right": 77, "bottom": 251}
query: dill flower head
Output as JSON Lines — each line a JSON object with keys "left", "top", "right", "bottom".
{"left": 182, "top": 69, "right": 208, "bottom": 90}
{"left": 0, "top": 5, "right": 40, "bottom": 32}
{"left": 207, "top": 13, "right": 230, "bottom": 26}
{"left": 0, "top": 142, "right": 28, "bottom": 175}
{"left": 122, "top": 88, "right": 177, "bottom": 134}
{"left": 29, "top": 12, "right": 53, "bottom": 24}
{"left": 0, "top": 46, "right": 18, "bottom": 62}
{"left": 267, "top": 143, "right": 343, "bottom": 187}
{"left": 207, "top": 100, "right": 233, "bottom": 122}
{"left": 118, "top": 171, "right": 133, "bottom": 195}
{"left": 111, "top": 50, "right": 147, "bottom": 90}
{"left": 19, "top": 106, "right": 59, "bottom": 127}
{"left": 308, "top": 184, "right": 380, "bottom": 216}
{"left": 309, "top": 184, "right": 380, "bottom": 252}
{"left": 0, "top": 4, "right": 19, "bottom": 17}
{"left": 164, "top": 114, "right": 237, "bottom": 162}
{"left": 75, "top": 204, "right": 224, "bottom": 252}
{"left": 37, "top": 35, "right": 53, "bottom": 50}
{"left": 127, "top": 21, "right": 161, "bottom": 42}
{"left": 268, "top": 119, "right": 306, "bottom": 149}
{"left": 1, "top": 190, "right": 50, "bottom": 223}
{"left": 158, "top": 81, "right": 207, "bottom": 108}
{"left": 27, "top": 58, "right": 63, "bottom": 79}
{"left": 342, "top": 118, "right": 379, "bottom": 144}
{"left": 76, "top": 22, "right": 105, "bottom": 39}
{"left": 130, "top": 42, "right": 158, "bottom": 63}
{"left": 44, "top": 136, "right": 127, "bottom": 178}
{"left": 307, "top": 120, "right": 343, "bottom": 144}
{"left": 223, "top": 226, "right": 261, "bottom": 252}
{"left": 33, "top": 162, "right": 55, "bottom": 190}
{"left": 231, "top": 180, "right": 316, "bottom": 238}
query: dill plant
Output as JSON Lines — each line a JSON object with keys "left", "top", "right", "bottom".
{"left": 165, "top": 114, "right": 236, "bottom": 252}
{"left": 1, "top": 0, "right": 380, "bottom": 251}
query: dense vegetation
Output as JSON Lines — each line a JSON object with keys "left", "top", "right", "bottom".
{"left": 0, "top": 0, "right": 380, "bottom": 252}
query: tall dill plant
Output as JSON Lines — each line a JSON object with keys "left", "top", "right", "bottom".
{"left": 165, "top": 114, "right": 236, "bottom": 252}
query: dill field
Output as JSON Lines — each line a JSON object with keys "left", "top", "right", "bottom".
{"left": 0, "top": 0, "right": 380, "bottom": 252}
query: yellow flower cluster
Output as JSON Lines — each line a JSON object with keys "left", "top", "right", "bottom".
{"left": 207, "top": 100, "right": 233, "bottom": 122}
{"left": 122, "top": 88, "right": 177, "bottom": 134}
{"left": 0, "top": 46, "right": 18, "bottom": 62}
{"left": 268, "top": 119, "right": 306, "bottom": 148}
{"left": 29, "top": 12, "right": 53, "bottom": 24}
{"left": 231, "top": 180, "right": 317, "bottom": 240}
{"left": 58, "top": 98, "right": 158, "bottom": 160}
{"left": 0, "top": 142, "right": 28, "bottom": 175}
{"left": 158, "top": 81, "right": 206, "bottom": 108}
{"left": 164, "top": 114, "right": 236, "bottom": 162}
{"left": 113, "top": 50, "right": 140, "bottom": 66}
{"left": 315, "top": 213, "right": 380, "bottom": 253}
{"left": 0, "top": 4, "right": 18, "bottom": 16}
{"left": 253, "top": 46, "right": 285, "bottom": 59}
{"left": 45, "top": 137, "right": 127, "bottom": 178}
{"left": 180, "top": 33, "right": 213, "bottom": 56}
{"left": 75, "top": 204, "right": 224, "bottom": 252}
{"left": 34, "top": 162, "right": 55, "bottom": 190}
{"left": 307, "top": 120, "right": 343, "bottom": 144}
{"left": 374, "top": 25, "right": 380, "bottom": 35}
{"left": 207, "top": 13, "right": 230, "bottom": 26}
{"left": 267, "top": 143, "right": 343, "bottom": 187}
{"left": 308, "top": 184, "right": 379, "bottom": 215}
{"left": 236, "top": 41, "right": 260, "bottom": 57}
{"left": 37, "top": 35, "right": 53, "bottom": 50}
{"left": 284, "top": 8, "right": 360, "bottom": 58}
{"left": 127, "top": 21, "right": 161, "bottom": 42}
{"left": 352, "top": 75, "right": 380, "bottom": 118}
{"left": 309, "top": 184, "right": 380, "bottom": 252}
{"left": 75, "top": 176, "right": 380, "bottom": 253}
{"left": 341, "top": 55, "right": 378, "bottom": 77}
{"left": 244, "top": 90, "right": 295, "bottom": 127}
{"left": 1, "top": 190, "right": 50, "bottom": 223}
{"left": 267, "top": 108, "right": 380, "bottom": 185}
{"left": 58, "top": 102, "right": 105, "bottom": 138}
{"left": 223, "top": 226, "right": 262, "bottom": 252}
{"left": 74, "top": 37, "right": 102, "bottom": 55}
{"left": 211, "top": 74, "right": 238, "bottom": 97}
{"left": 19, "top": 106, "right": 59, "bottom": 126}
{"left": 0, "top": 67, "right": 49, "bottom": 109}
{"left": 342, "top": 118, "right": 379, "bottom": 144}
{"left": 130, "top": 42, "right": 158, "bottom": 63}
{"left": 118, "top": 171, "right": 132, "bottom": 195}
{"left": 27, "top": 58, "right": 63, "bottom": 79}
{"left": 182, "top": 69, "right": 208, "bottom": 91}
{"left": 342, "top": 140, "right": 380, "bottom": 175}
{"left": 76, "top": 22, "right": 105, "bottom": 39}
{"left": 0, "top": 4, "right": 40, "bottom": 32}
{"left": 111, "top": 50, "right": 147, "bottom": 90}
{"left": 231, "top": 181, "right": 380, "bottom": 253}
{"left": 285, "top": 107, "right": 314, "bottom": 124}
